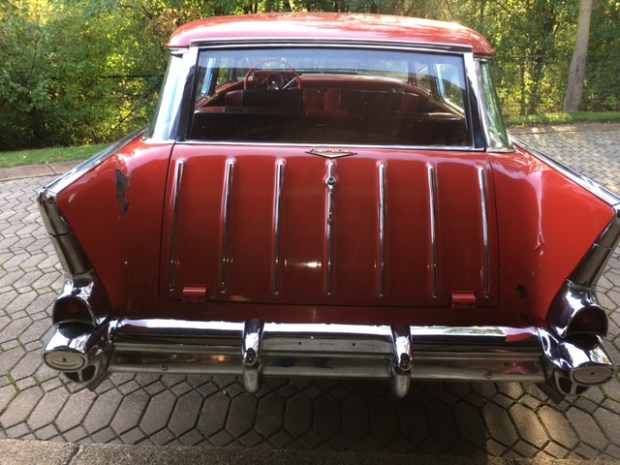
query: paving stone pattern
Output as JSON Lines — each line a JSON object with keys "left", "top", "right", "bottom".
{"left": 1, "top": 126, "right": 619, "bottom": 459}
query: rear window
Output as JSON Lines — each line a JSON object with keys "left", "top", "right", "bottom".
{"left": 189, "top": 47, "right": 472, "bottom": 147}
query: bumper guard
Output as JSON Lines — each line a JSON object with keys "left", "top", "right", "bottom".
{"left": 43, "top": 318, "right": 615, "bottom": 398}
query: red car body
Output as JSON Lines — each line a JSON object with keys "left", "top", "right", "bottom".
{"left": 39, "top": 13, "right": 618, "bottom": 400}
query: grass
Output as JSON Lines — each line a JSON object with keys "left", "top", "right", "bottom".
{"left": 4, "top": 372, "right": 21, "bottom": 394}
{"left": 506, "top": 111, "right": 620, "bottom": 127}
{"left": 0, "top": 143, "right": 108, "bottom": 169}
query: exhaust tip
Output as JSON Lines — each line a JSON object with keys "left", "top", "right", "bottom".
{"left": 572, "top": 365, "right": 614, "bottom": 385}
{"left": 44, "top": 351, "right": 86, "bottom": 372}
{"left": 44, "top": 322, "right": 111, "bottom": 389}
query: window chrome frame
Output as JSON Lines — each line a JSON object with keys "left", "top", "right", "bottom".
{"left": 475, "top": 58, "right": 512, "bottom": 151}
{"left": 150, "top": 40, "right": 495, "bottom": 151}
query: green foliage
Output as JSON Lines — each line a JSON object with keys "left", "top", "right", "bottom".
{"left": 583, "top": 0, "right": 620, "bottom": 111}
{"left": 0, "top": 143, "right": 108, "bottom": 168}
{"left": 0, "top": 0, "right": 618, "bottom": 150}
{"left": 506, "top": 111, "right": 620, "bottom": 127}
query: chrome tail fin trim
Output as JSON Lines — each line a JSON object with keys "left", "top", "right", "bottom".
{"left": 324, "top": 160, "right": 337, "bottom": 296}
{"left": 477, "top": 166, "right": 491, "bottom": 299}
{"left": 219, "top": 159, "right": 236, "bottom": 294}
{"left": 426, "top": 163, "right": 439, "bottom": 298}
{"left": 273, "top": 160, "right": 285, "bottom": 296}
{"left": 168, "top": 160, "right": 185, "bottom": 291}
{"left": 378, "top": 162, "right": 387, "bottom": 298}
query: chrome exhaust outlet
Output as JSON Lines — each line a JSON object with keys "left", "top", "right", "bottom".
{"left": 241, "top": 319, "right": 264, "bottom": 393}
{"left": 539, "top": 329, "right": 615, "bottom": 397}
{"left": 44, "top": 323, "right": 111, "bottom": 387}
{"left": 390, "top": 324, "right": 413, "bottom": 398}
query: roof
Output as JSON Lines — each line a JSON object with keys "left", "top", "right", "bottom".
{"left": 167, "top": 13, "right": 495, "bottom": 56}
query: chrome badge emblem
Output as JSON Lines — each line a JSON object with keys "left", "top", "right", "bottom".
{"left": 306, "top": 148, "right": 357, "bottom": 159}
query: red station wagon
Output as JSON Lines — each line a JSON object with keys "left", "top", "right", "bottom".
{"left": 39, "top": 13, "right": 619, "bottom": 401}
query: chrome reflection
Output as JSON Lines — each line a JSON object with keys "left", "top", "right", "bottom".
{"left": 548, "top": 281, "right": 608, "bottom": 338}
{"left": 168, "top": 159, "right": 185, "bottom": 291}
{"left": 477, "top": 166, "right": 491, "bottom": 299}
{"left": 47, "top": 317, "right": 615, "bottom": 397}
{"left": 273, "top": 160, "right": 285, "bottom": 295}
{"left": 378, "top": 162, "right": 387, "bottom": 298}
{"left": 220, "top": 159, "right": 236, "bottom": 294}
{"left": 324, "top": 161, "right": 337, "bottom": 296}
{"left": 242, "top": 319, "right": 264, "bottom": 393}
{"left": 539, "top": 329, "right": 615, "bottom": 394}
{"left": 390, "top": 324, "right": 413, "bottom": 397}
{"left": 44, "top": 323, "right": 110, "bottom": 388}
{"left": 426, "top": 163, "right": 439, "bottom": 298}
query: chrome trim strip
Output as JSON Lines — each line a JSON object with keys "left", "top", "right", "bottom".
{"left": 324, "top": 161, "right": 337, "bottom": 296}
{"left": 391, "top": 324, "right": 413, "bottom": 397}
{"left": 477, "top": 166, "right": 491, "bottom": 299}
{"left": 192, "top": 39, "right": 474, "bottom": 55}
{"left": 572, "top": 244, "right": 615, "bottom": 288}
{"left": 168, "top": 160, "right": 185, "bottom": 291}
{"left": 511, "top": 137, "right": 620, "bottom": 289}
{"left": 179, "top": 140, "right": 481, "bottom": 152}
{"left": 40, "top": 128, "right": 146, "bottom": 202}
{"left": 570, "top": 208, "right": 620, "bottom": 288}
{"left": 511, "top": 136, "right": 620, "bottom": 208}
{"left": 45, "top": 233, "right": 92, "bottom": 284}
{"left": 220, "top": 159, "right": 236, "bottom": 294}
{"left": 378, "top": 162, "right": 387, "bottom": 298}
{"left": 105, "top": 320, "right": 550, "bottom": 386}
{"left": 426, "top": 163, "right": 439, "bottom": 298}
{"left": 468, "top": 57, "right": 493, "bottom": 150}
{"left": 52, "top": 318, "right": 616, "bottom": 392}
{"left": 464, "top": 53, "right": 487, "bottom": 149}
{"left": 242, "top": 319, "right": 264, "bottom": 393}
{"left": 273, "top": 160, "right": 285, "bottom": 295}
{"left": 37, "top": 129, "right": 146, "bottom": 281}
{"left": 38, "top": 189, "right": 71, "bottom": 238}
{"left": 147, "top": 48, "right": 197, "bottom": 142}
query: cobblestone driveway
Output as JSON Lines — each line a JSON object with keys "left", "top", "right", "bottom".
{"left": 1, "top": 124, "right": 619, "bottom": 460}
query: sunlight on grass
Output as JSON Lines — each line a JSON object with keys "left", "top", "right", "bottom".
{"left": 506, "top": 111, "right": 620, "bottom": 127}
{"left": 0, "top": 144, "right": 108, "bottom": 168}
{"left": 1, "top": 111, "right": 620, "bottom": 168}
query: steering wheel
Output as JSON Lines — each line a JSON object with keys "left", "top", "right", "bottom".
{"left": 244, "top": 59, "right": 301, "bottom": 90}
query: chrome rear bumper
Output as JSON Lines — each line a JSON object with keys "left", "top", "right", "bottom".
{"left": 43, "top": 318, "right": 615, "bottom": 398}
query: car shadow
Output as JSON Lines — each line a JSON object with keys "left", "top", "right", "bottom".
{"left": 113, "top": 374, "right": 555, "bottom": 456}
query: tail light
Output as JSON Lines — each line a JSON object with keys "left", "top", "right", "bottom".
{"left": 566, "top": 305, "right": 608, "bottom": 338}
{"left": 53, "top": 296, "right": 94, "bottom": 326}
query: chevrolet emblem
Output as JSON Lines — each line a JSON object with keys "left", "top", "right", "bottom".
{"left": 306, "top": 148, "right": 357, "bottom": 159}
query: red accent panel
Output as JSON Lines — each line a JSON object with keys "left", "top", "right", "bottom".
{"left": 489, "top": 148, "right": 615, "bottom": 324}
{"left": 161, "top": 145, "right": 498, "bottom": 314}
{"left": 182, "top": 287, "right": 208, "bottom": 304}
{"left": 451, "top": 293, "right": 476, "bottom": 310}
{"left": 167, "top": 14, "right": 495, "bottom": 56}
{"left": 57, "top": 138, "right": 173, "bottom": 314}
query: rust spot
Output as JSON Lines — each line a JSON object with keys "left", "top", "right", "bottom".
{"left": 115, "top": 169, "right": 130, "bottom": 214}
{"left": 516, "top": 284, "right": 528, "bottom": 300}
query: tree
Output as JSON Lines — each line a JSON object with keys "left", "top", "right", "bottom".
{"left": 563, "top": 0, "right": 593, "bottom": 112}
{"left": 1, "top": 0, "right": 618, "bottom": 151}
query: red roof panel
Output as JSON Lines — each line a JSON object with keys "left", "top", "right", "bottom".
{"left": 167, "top": 13, "right": 495, "bottom": 56}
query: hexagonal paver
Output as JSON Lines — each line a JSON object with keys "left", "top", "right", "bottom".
{"left": 1, "top": 123, "right": 620, "bottom": 458}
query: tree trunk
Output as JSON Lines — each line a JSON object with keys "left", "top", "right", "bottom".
{"left": 563, "top": 0, "right": 593, "bottom": 112}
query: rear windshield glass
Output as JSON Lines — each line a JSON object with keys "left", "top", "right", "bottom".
{"left": 189, "top": 47, "right": 472, "bottom": 147}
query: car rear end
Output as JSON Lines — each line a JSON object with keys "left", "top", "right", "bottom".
{"left": 38, "top": 14, "right": 618, "bottom": 400}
